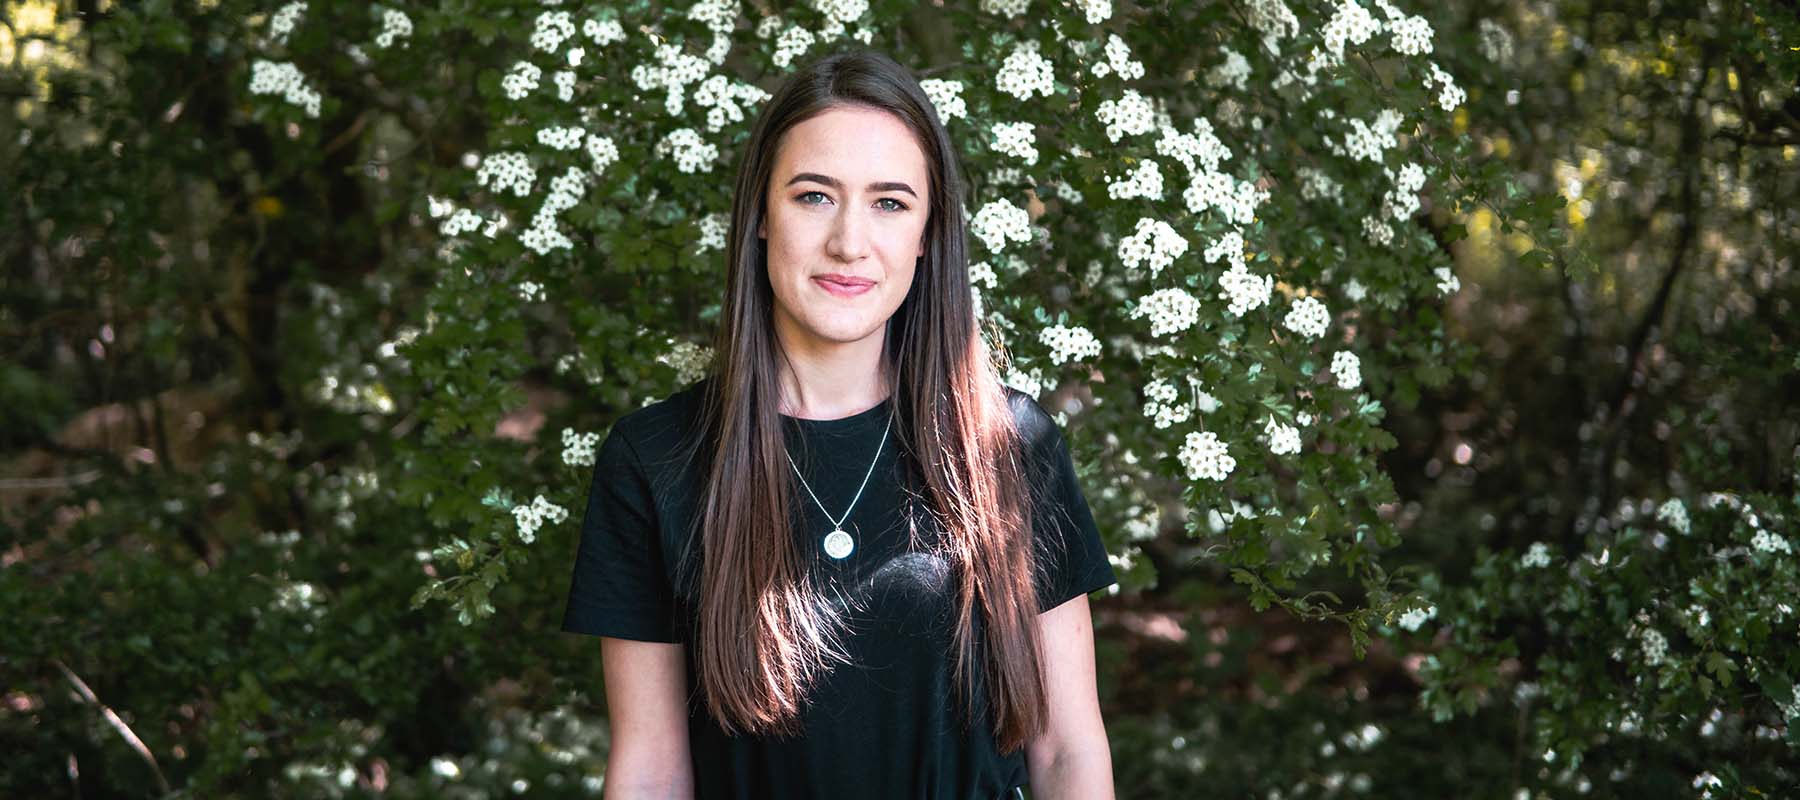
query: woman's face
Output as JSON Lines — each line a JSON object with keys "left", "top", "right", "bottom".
{"left": 760, "top": 105, "right": 930, "bottom": 359}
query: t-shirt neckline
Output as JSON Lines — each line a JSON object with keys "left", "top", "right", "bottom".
{"left": 779, "top": 395, "right": 894, "bottom": 433}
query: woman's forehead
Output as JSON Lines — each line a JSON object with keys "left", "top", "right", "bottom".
{"left": 772, "top": 106, "right": 931, "bottom": 188}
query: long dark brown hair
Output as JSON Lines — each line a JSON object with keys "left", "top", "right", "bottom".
{"left": 680, "top": 49, "right": 1050, "bottom": 754}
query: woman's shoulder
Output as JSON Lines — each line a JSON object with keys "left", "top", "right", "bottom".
{"left": 607, "top": 377, "right": 713, "bottom": 468}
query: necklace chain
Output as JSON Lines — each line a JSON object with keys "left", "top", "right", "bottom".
{"left": 784, "top": 407, "right": 893, "bottom": 536}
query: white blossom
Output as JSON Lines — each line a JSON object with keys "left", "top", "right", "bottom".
{"left": 694, "top": 74, "right": 771, "bottom": 132}
{"left": 1363, "top": 215, "right": 1395, "bottom": 246}
{"left": 920, "top": 79, "right": 967, "bottom": 122}
{"left": 1116, "top": 217, "right": 1188, "bottom": 277}
{"left": 1657, "top": 498, "right": 1691, "bottom": 534}
{"left": 1156, "top": 118, "right": 1231, "bottom": 176}
{"left": 1752, "top": 529, "right": 1792, "bottom": 555}
{"left": 658, "top": 339, "right": 714, "bottom": 384}
{"left": 476, "top": 152, "right": 536, "bottom": 197}
{"left": 1203, "top": 231, "right": 1245, "bottom": 269}
{"left": 996, "top": 41, "right": 1055, "bottom": 101}
{"left": 537, "top": 125, "right": 585, "bottom": 150}
{"left": 1105, "top": 158, "right": 1165, "bottom": 201}
{"left": 1434, "top": 266, "right": 1460, "bottom": 295}
{"left": 583, "top": 17, "right": 627, "bottom": 46}
{"left": 1425, "top": 62, "right": 1466, "bottom": 112}
{"left": 1384, "top": 162, "right": 1426, "bottom": 221}
{"left": 1386, "top": 14, "right": 1433, "bottom": 56}
{"left": 990, "top": 121, "right": 1039, "bottom": 165}
{"left": 1330, "top": 351, "right": 1362, "bottom": 389}
{"left": 655, "top": 128, "right": 719, "bottom": 173}
{"left": 530, "top": 10, "right": 576, "bottom": 52}
{"left": 1142, "top": 378, "right": 1192, "bottom": 429}
{"left": 1217, "top": 263, "right": 1273, "bottom": 317}
{"left": 1074, "top": 0, "right": 1111, "bottom": 24}
{"left": 248, "top": 60, "right": 323, "bottom": 118}
{"left": 1208, "top": 48, "right": 1251, "bottom": 91}
{"left": 502, "top": 61, "right": 543, "bottom": 101}
{"left": 811, "top": 0, "right": 868, "bottom": 25}
{"left": 979, "top": 0, "right": 1028, "bottom": 18}
{"left": 1095, "top": 89, "right": 1156, "bottom": 142}
{"left": 1478, "top": 19, "right": 1515, "bottom": 63}
{"left": 1131, "top": 288, "right": 1201, "bottom": 337}
{"left": 517, "top": 281, "right": 546, "bottom": 302}
{"left": 553, "top": 70, "right": 577, "bottom": 101}
{"left": 585, "top": 133, "right": 620, "bottom": 175}
{"left": 773, "top": 25, "right": 815, "bottom": 68}
{"left": 1040, "top": 325, "right": 1102, "bottom": 364}
{"left": 512, "top": 494, "right": 570, "bottom": 544}
{"left": 269, "top": 1, "right": 305, "bottom": 44}
{"left": 1284, "top": 296, "right": 1331, "bottom": 339}
{"left": 1091, "top": 34, "right": 1144, "bottom": 81}
{"left": 1297, "top": 167, "right": 1344, "bottom": 204}
{"left": 1180, "top": 431, "right": 1235, "bottom": 481}
{"left": 374, "top": 8, "right": 413, "bottom": 49}
{"left": 969, "top": 199, "right": 1033, "bottom": 253}
{"left": 1638, "top": 626, "right": 1668, "bottom": 666}
{"left": 1520, "top": 541, "right": 1552, "bottom": 568}
{"left": 1264, "top": 416, "right": 1302, "bottom": 455}
{"left": 696, "top": 213, "right": 729, "bottom": 253}
{"left": 1397, "top": 603, "right": 1437, "bottom": 632}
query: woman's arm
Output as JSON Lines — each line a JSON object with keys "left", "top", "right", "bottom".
{"left": 600, "top": 637, "right": 695, "bottom": 800}
{"left": 1023, "top": 593, "right": 1116, "bottom": 800}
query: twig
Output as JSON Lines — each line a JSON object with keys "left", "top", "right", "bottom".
{"left": 52, "top": 659, "right": 172, "bottom": 795}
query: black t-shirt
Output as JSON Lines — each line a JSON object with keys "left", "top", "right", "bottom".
{"left": 560, "top": 379, "right": 1116, "bottom": 799}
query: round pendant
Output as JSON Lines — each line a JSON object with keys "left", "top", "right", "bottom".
{"left": 822, "top": 529, "right": 855, "bottom": 560}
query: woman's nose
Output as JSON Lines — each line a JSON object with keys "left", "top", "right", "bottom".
{"left": 826, "top": 206, "right": 872, "bottom": 262}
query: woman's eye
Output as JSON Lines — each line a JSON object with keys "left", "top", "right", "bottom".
{"left": 876, "top": 198, "right": 908, "bottom": 212}
{"left": 797, "top": 191, "right": 830, "bottom": 205}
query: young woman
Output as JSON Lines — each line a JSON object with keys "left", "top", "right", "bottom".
{"left": 562, "top": 49, "right": 1117, "bottom": 799}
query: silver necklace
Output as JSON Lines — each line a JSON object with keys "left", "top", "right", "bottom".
{"left": 784, "top": 406, "right": 893, "bottom": 560}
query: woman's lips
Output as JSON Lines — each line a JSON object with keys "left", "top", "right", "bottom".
{"left": 812, "top": 276, "right": 875, "bottom": 297}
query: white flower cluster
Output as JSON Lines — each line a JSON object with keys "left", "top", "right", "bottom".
{"left": 1283, "top": 296, "right": 1331, "bottom": 339}
{"left": 996, "top": 41, "right": 1055, "bottom": 101}
{"left": 530, "top": 10, "right": 576, "bottom": 52}
{"left": 585, "top": 133, "right": 619, "bottom": 175}
{"left": 375, "top": 8, "right": 412, "bottom": 49}
{"left": 1396, "top": 603, "right": 1437, "bottom": 632}
{"left": 1075, "top": 0, "right": 1112, "bottom": 24}
{"left": 1105, "top": 159, "right": 1164, "bottom": 201}
{"left": 520, "top": 166, "right": 588, "bottom": 255}
{"left": 1385, "top": 13, "right": 1433, "bottom": 56}
{"left": 1130, "top": 288, "right": 1201, "bottom": 337}
{"left": 1424, "top": 62, "right": 1465, "bottom": 112}
{"left": 970, "top": 199, "right": 1032, "bottom": 253}
{"left": 990, "top": 121, "right": 1038, "bottom": 165}
{"left": 584, "top": 17, "right": 627, "bottom": 46}
{"left": 1384, "top": 162, "right": 1426, "bottom": 221}
{"left": 1142, "top": 378, "right": 1192, "bottom": 429}
{"left": 695, "top": 212, "right": 729, "bottom": 253}
{"left": 517, "top": 281, "right": 546, "bottom": 302}
{"left": 1434, "top": 266, "right": 1460, "bottom": 295}
{"left": 1751, "top": 529, "right": 1793, "bottom": 555}
{"left": 1264, "top": 416, "right": 1302, "bottom": 455}
{"left": 1638, "top": 626, "right": 1668, "bottom": 666}
{"left": 1519, "top": 541, "right": 1552, "bottom": 568}
{"left": 655, "top": 128, "right": 718, "bottom": 173}
{"left": 686, "top": 0, "right": 738, "bottom": 62}
{"left": 812, "top": 0, "right": 868, "bottom": 25}
{"left": 979, "top": 0, "right": 1028, "bottom": 18}
{"left": 1116, "top": 217, "right": 1188, "bottom": 277}
{"left": 537, "top": 125, "right": 585, "bottom": 150}
{"left": 1477, "top": 19, "right": 1515, "bottom": 63}
{"left": 1180, "top": 431, "right": 1235, "bottom": 481}
{"left": 512, "top": 494, "right": 569, "bottom": 544}
{"left": 1297, "top": 167, "right": 1344, "bottom": 204}
{"left": 561, "top": 428, "right": 600, "bottom": 467}
{"left": 919, "top": 79, "right": 966, "bottom": 122}
{"left": 1337, "top": 108, "right": 1404, "bottom": 162}
{"left": 248, "top": 60, "right": 322, "bottom": 118}
{"left": 968, "top": 260, "right": 999, "bottom": 290}
{"left": 1203, "top": 231, "right": 1245, "bottom": 269}
{"left": 1217, "top": 263, "right": 1274, "bottom": 317}
{"left": 476, "top": 152, "right": 535, "bottom": 197}
{"left": 1320, "top": 0, "right": 1381, "bottom": 66}
{"left": 632, "top": 44, "right": 712, "bottom": 115}
{"left": 1245, "top": 0, "right": 1300, "bottom": 45}
{"left": 773, "top": 25, "right": 815, "bottom": 69}
{"left": 1095, "top": 89, "right": 1156, "bottom": 142}
{"left": 1040, "top": 325, "right": 1102, "bottom": 365}
{"left": 269, "top": 1, "right": 305, "bottom": 44}
{"left": 1092, "top": 34, "right": 1145, "bottom": 80}
{"left": 1330, "top": 351, "right": 1362, "bottom": 389}
{"left": 438, "top": 208, "right": 487, "bottom": 238}
{"left": 1182, "top": 170, "right": 1264, "bottom": 225}
{"left": 1207, "top": 47, "right": 1251, "bottom": 91}
{"left": 658, "top": 339, "right": 714, "bottom": 384}
{"left": 1156, "top": 118, "right": 1231, "bottom": 176}
{"left": 554, "top": 70, "right": 577, "bottom": 101}
{"left": 502, "top": 61, "right": 542, "bottom": 101}
{"left": 694, "top": 74, "right": 770, "bottom": 132}
{"left": 1363, "top": 214, "right": 1394, "bottom": 246}
{"left": 1657, "top": 498, "right": 1691, "bottom": 534}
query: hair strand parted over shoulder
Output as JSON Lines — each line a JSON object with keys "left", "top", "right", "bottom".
{"left": 680, "top": 48, "right": 1054, "bottom": 753}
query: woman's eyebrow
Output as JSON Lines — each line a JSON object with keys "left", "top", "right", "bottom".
{"left": 785, "top": 172, "right": 918, "bottom": 198}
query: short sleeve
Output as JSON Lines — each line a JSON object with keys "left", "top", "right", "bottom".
{"left": 1029, "top": 421, "right": 1118, "bottom": 613}
{"left": 560, "top": 426, "right": 685, "bottom": 643}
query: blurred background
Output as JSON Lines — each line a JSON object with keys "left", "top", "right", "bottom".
{"left": 3, "top": 0, "right": 1796, "bottom": 797}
